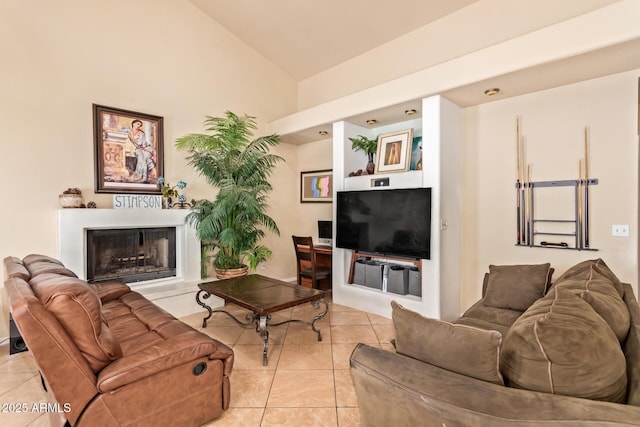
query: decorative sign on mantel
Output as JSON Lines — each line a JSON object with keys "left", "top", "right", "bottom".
{"left": 113, "top": 194, "right": 162, "bottom": 209}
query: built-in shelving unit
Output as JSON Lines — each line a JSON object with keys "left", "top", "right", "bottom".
{"left": 330, "top": 95, "right": 463, "bottom": 320}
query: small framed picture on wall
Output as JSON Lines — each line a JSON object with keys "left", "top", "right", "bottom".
{"left": 300, "top": 169, "right": 333, "bottom": 203}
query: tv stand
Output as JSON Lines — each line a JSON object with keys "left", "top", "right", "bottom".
{"left": 347, "top": 251, "right": 421, "bottom": 284}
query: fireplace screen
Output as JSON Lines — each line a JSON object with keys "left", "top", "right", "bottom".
{"left": 86, "top": 227, "right": 176, "bottom": 283}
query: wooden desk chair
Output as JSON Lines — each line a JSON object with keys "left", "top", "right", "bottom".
{"left": 292, "top": 235, "right": 331, "bottom": 290}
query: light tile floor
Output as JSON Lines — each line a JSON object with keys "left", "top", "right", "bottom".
{"left": 0, "top": 298, "right": 395, "bottom": 426}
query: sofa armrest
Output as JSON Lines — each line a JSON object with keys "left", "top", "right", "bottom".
{"left": 90, "top": 280, "right": 131, "bottom": 303}
{"left": 350, "top": 344, "right": 640, "bottom": 426}
{"left": 97, "top": 332, "right": 233, "bottom": 392}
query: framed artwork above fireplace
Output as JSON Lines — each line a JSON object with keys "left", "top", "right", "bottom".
{"left": 93, "top": 104, "right": 164, "bottom": 194}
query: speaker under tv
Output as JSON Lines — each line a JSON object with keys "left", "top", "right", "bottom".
{"left": 336, "top": 187, "right": 431, "bottom": 260}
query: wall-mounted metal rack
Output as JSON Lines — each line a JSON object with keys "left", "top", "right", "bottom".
{"left": 516, "top": 178, "right": 598, "bottom": 251}
{"left": 514, "top": 118, "right": 597, "bottom": 251}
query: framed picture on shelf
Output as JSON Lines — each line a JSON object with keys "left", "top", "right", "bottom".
{"left": 93, "top": 104, "right": 164, "bottom": 194}
{"left": 300, "top": 169, "right": 333, "bottom": 203}
{"left": 375, "top": 129, "right": 413, "bottom": 173}
{"left": 410, "top": 136, "right": 423, "bottom": 170}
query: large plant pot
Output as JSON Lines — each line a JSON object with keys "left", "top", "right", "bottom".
{"left": 215, "top": 265, "right": 249, "bottom": 280}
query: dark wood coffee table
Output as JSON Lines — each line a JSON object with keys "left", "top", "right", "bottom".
{"left": 196, "top": 274, "right": 328, "bottom": 365}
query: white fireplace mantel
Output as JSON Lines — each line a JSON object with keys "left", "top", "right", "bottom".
{"left": 58, "top": 209, "right": 200, "bottom": 286}
{"left": 56, "top": 208, "right": 216, "bottom": 316}
{"left": 58, "top": 208, "right": 200, "bottom": 284}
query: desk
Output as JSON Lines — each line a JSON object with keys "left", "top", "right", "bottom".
{"left": 299, "top": 245, "right": 332, "bottom": 289}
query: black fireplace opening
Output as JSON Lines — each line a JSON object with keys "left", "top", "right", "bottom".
{"left": 86, "top": 227, "right": 177, "bottom": 283}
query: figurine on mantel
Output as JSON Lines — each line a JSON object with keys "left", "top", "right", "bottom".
{"left": 58, "top": 188, "right": 83, "bottom": 208}
{"left": 58, "top": 188, "right": 97, "bottom": 208}
{"left": 158, "top": 177, "right": 195, "bottom": 209}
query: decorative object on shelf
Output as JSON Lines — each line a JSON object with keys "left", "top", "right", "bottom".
{"left": 514, "top": 117, "right": 597, "bottom": 251}
{"left": 300, "top": 169, "right": 333, "bottom": 203}
{"left": 348, "top": 135, "right": 378, "bottom": 175}
{"left": 162, "top": 197, "right": 171, "bottom": 209}
{"left": 375, "top": 129, "right": 413, "bottom": 173}
{"left": 59, "top": 188, "right": 84, "bottom": 208}
{"left": 166, "top": 195, "right": 197, "bottom": 209}
{"left": 159, "top": 176, "right": 186, "bottom": 198}
{"left": 87, "top": 201, "right": 97, "bottom": 208}
{"left": 176, "top": 111, "right": 282, "bottom": 279}
{"left": 410, "top": 136, "right": 423, "bottom": 170}
{"left": 93, "top": 104, "right": 164, "bottom": 195}
{"left": 157, "top": 177, "right": 194, "bottom": 209}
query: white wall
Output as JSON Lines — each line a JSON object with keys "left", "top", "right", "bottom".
{"left": 0, "top": 0, "right": 298, "bottom": 337}
{"left": 265, "top": 138, "right": 333, "bottom": 281}
{"left": 294, "top": 138, "right": 334, "bottom": 237}
{"left": 461, "top": 69, "right": 639, "bottom": 310}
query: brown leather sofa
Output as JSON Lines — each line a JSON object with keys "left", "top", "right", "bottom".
{"left": 350, "top": 259, "right": 640, "bottom": 426}
{"left": 3, "top": 254, "right": 234, "bottom": 427}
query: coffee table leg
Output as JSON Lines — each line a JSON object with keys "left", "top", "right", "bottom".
{"left": 256, "top": 315, "right": 270, "bottom": 366}
{"left": 195, "top": 290, "right": 213, "bottom": 328}
{"left": 310, "top": 298, "right": 329, "bottom": 341}
{"left": 269, "top": 297, "right": 329, "bottom": 342}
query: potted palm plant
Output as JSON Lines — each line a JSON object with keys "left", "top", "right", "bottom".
{"left": 176, "top": 111, "right": 283, "bottom": 279}
{"left": 349, "top": 134, "right": 377, "bottom": 174}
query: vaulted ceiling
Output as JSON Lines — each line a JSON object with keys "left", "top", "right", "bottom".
{"left": 189, "top": 1, "right": 640, "bottom": 142}
{"left": 189, "top": 0, "right": 478, "bottom": 80}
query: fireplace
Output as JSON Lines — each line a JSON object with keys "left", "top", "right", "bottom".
{"left": 86, "top": 227, "right": 177, "bottom": 283}
{"left": 57, "top": 209, "right": 222, "bottom": 318}
{"left": 58, "top": 209, "right": 201, "bottom": 287}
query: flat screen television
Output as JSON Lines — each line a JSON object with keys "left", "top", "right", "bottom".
{"left": 336, "top": 187, "right": 431, "bottom": 259}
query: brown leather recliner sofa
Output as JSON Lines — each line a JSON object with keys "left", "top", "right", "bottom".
{"left": 350, "top": 259, "right": 640, "bottom": 426}
{"left": 3, "top": 254, "right": 234, "bottom": 427}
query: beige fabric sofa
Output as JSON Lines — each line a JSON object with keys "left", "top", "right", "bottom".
{"left": 4, "top": 254, "right": 234, "bottom": 427}
{"left": 350, "top": 259, "right": 640, "bottom": 426}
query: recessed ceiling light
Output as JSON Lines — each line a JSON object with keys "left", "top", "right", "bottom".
{"left": 366, "top": 119, "right": 377, "bottom": 125}
{"left": 404, "top": 109, "right": 417, "bottom": 115}
{"left": 318, "top": 130, "right": 328, "bottom": 136}
{"left": 484, "top": 88, "right": 500, "bottom": 96}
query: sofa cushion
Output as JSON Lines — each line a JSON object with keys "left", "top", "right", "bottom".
{"left": 483, "top": 263, "right": 551, "bottom": 311}
{"left": 621, "top": 283, "right": 640, "bottom": 406}
{"left": 580, "top": 290, "right": 630, "bottom": 342}
{"left": 500, "top": 287, "right": 627, "bottom": 402}
{"left": 30, "top": 273, "right": 122, "bottom": 372}
{"left": 27, "top": 262, "right": 78, "bottom": 279}
{"left": 90, "top": 281, "right": 132, "bottom": 303}
{"left": 550, "top": 259, "right": 629, "bottom": 342}
{"left": 552, "top": 258, "right": 623, "bottom": 297}
{"left": 391, "top": 301, "right": 504, "bottom": 385}
{"left": 454, "top": 303, "right": 522, "bottom": 338}
{"left": 458, "top": 300, "right": 524, "bottom": 328}
{"left": 3, "top": 256, "right": 30, "bottom": 281}
{"left": 22, "top": 253, "right": 64, "bottom": 266}
{"left": 103, "top": 292, "right": 179, "bottom": 354}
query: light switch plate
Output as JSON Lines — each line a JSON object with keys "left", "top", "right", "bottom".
{"left": 612, "top": 224, "right": 629, "bottom": 237}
